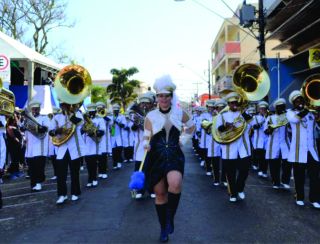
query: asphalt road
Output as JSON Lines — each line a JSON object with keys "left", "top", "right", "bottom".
{"left": 1, "top": 142, "right": 320, "bottom": 243}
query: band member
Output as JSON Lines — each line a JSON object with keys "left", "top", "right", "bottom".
{"left": 251, "top": 101, "right": 269, "bottom": 178}
{"left": 203, "top": 100, "right": 215, "bottom": 176}
{"left": 143, "top": 75, "right": 195, "bottom": 242}
{"left": 96, "top": 102, "right": 111, "bottom": 179}
{"left": 49, "top": 102, "right": 87, "bottom": 204}
{"left": 110, "top": 104, "right": 127, "bottom": 169}
{"left": 192, "top": 107, "right": 201, "bottom": 156}
{"left": 48, "top": 107, "right": 61, "bottom": 180}
{"left": 130, "top": 93, "right": 155, "bottom": 199}
{"left": 22, "top": 100, "right": 49, "bottom": 191}
{"left": 198, "top": 105, "right": 211, "bottom": 168}
{"left": 82, "top": 103, "right": 106, "bottom": 188}
{"left": 0, "top": 114, "right": 6, "bottom": 209}
{"left": 264, "top": 98, "right": 291, "bottom": 189}
{"left": 286, "top": 90, "right": 320, "bottom": 208}
{"left": 123, "top": 112, "right": 135, "bottom": 163}
{"left": 210, "top": 99, "right": 227, "bottom": 186}
{"left": 215, "top": 92, "right": 252, "bottom": 202}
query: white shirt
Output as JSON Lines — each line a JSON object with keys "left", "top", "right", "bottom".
{"left": 286, "top": 109, "right": 319, "bottom": 163}
{"left": 199, "top": 112, "right": 211, "bottom": 149}
{"left": 25, "top": 115, "right": 50, "bottom": 158}
{"left": 50, "top": 111, "right": 87, "bottom": 160}
{"left": 264, "top": 113, "right": 290, "bottom": 159}
{"left": 110, "top": 114, "right": 127, "bottom": 147}
{"left": 133, "top": 128, "right": 145, "bottom": 162}
{"left": 251, "top": 114, "right": 267, "bottom": 149}
{"left": 83, "top": 116, "right": 106, "bottom": 156}
{"left": 216, "top": 110, "right": 252, "bottom": 159}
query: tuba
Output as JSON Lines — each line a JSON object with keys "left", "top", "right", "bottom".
{"left": 0, "top": 77, "right": 15, "bottom": 116}
{"left": 301, "top": 73, "right": 320, "bottom": 111}
{"left": 212, "top": 64, "right": 270, "bottom": 144}
{"left": 51, "top": 65, "right": 92, "bottom": 146}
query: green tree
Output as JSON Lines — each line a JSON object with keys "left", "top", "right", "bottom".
{"left": 106, "top": 67, "right": 141, "bottom": 111}
{"left": 91, "top": 85, "right": 108, "bottom": 104}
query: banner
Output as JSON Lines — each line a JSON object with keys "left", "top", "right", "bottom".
{"left": 309, "top": 49, "right": 320, "bottom": 68}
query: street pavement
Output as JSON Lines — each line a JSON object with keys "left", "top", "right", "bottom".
{"left": 1, "top": 142, "right": 320, "bottom": 243}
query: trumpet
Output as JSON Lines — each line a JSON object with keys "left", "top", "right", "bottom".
{"left": 82, "top": 113, "right": 102, "bottom": 142}
{"left": 97, "top": 107, "right": 107, "bottom": 117}
{"left": 268, "top": 113, "right": 288, "bottom": 130}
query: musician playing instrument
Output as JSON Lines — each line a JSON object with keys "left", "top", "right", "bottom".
{"left": 143, "top": 75, "right": 195, "bottom": 242}
{"left": 286, "top": 90, "right": 320, "bottom": 208}
{"left": 110, "top": 104, "right": 127, "bottom": 169}
{"left": 202, "top": 100, "right": 215, "bottom": 176}
{"left": 251, "top": 101, "right": 269, "bottom": 178}
{"left": 263, "top": 98, "right": 291, "bottom": 189}
{"left": 198, "top": 105, "right": 211, "bottom": 168}
{"left": 215, "top": 92, "right": 253, "bottom": 202}
{"left": 130, "top": 93, "right": 155, "bottom": 199}
{"left": 49, "top": 102, "right": 87, "bottom": 204}
{"left": 210, "top": 99, "right": 227, "bottom": 186}
{"left": 96, "top": 101, "right": 111, "bottom": 179}
{"left": 0, "top": 114, "right": 6, "bottom": 209}
{"left": 82, "top": 103, "right": 106, "bottom": 188}
{"left": 21, "top": 100, "right": 49, "bottom": 191}
{"left": 123, "top": 112, "right": 135, "bottom": 164}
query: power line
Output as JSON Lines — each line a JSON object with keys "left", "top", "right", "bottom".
{"left": 190, "top": 0, "right": 257, "bottom": 39}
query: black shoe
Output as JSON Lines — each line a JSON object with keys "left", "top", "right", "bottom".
{"left": 166, "top": 221, "right": 174, "bottom": 234}
{"left": 159, "top": 228, "right": 169, "bottom": 242}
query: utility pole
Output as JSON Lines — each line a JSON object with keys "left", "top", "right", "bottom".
{"left": 258, "top": 0, "right": 267, "bottom": 71}
{"left": 208, "top": 60, "right": 211, "bottom": 99}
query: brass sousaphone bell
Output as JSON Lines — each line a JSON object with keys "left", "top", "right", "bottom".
{"left": 51, "top": 64, "right": 92, "bottom": 146}
{"left": 301, "top": 73, "right": 320, "bottom": 111}
{"left": 212, "top": 63, "right": 270, "bottom": 144}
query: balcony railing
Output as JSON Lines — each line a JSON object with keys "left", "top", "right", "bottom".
{"left": 212, "top": 42, "right": 241, "bottom": 69}
{"left": 214, "top": 75, "right": 233, "bottom": 93}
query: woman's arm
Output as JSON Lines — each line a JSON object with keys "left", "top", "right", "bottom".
{"left": 143, "top": 117, "right": 152, "bottom": 151}
{"left": 182, "top": 111, "right": 195, "bottom": 134}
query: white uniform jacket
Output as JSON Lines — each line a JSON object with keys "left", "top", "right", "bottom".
{"left": 0, "top": 115, "right": 6, "bottom": 168}
{"left": 25, "top": 115, "right": 50, "bottom": 158}
{"left": 286, "top": 109, "right": 319, "bottom": 163}
{"left": 251, "top": 114, "right": 267, "bottom": 149}
{"left": 199, "top": 112, "right": 211, "bottom": 149}
{"left": 122, "top": 120, "right": 135, "bottom": 147}
{"left": 110, "top": 114, "right": 127, "bottom": 147}
{"left": 133, "top": 127, "right": 144, "bottom": 162}
{"left": 102, "top": 115, "right": 112, "bottom": 154}
{"left": 264, "top": 114, "right": 290, "bottom": 160}
{"left": 206, "top": 114, "right": 221, "bottom": 158}
{"left": 50, "top": 112, "right": 87, "bottom": 160}
{"left": 216, "top": 111, "right": 252, "bottom": 159}
{"left": 83, "top": 116, "right": 107, "bottom": 156}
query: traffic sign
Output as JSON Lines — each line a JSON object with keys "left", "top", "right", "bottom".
{"left": 0, "top": 54, "right": 11, "bottom": 83}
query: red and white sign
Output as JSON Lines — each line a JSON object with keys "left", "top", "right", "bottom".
{"left": 0, "top": 54, "right": 10, "bottom": 83}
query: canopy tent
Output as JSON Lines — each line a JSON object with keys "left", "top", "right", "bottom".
{"left": 0, "top": 31, "right": 62, "bottom": 72}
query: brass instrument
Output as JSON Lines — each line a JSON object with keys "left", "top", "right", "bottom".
{"left": 22, "top": 109, "right": 47, "bottom": 139}
{"left": 301, "top": 73, "right": 320, "bottom": 110}
{"left": 201, "top": 120, "right": 213, "bottom": 134}
{"left": 0, "top": 77, "right": 15, "bottom": 116}
{"left": 51, "top": 65, "right": 92, "bottom": 146}
{"left": 129, "top": 111, "right": 144, "bottom": 127}
{"left": 82, "top": 113, "right": 101, "bottom": 142}
{"left": 97, "top": 107, "right": 107, "bottom": 117}
{"left": 212, "top": 63, "right": 270, "bottom": 144}
{"left": 269, "top": 113, "right": 288, "bottom": 130}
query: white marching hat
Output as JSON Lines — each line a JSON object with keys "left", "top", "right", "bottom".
{"left": 153, "top": 75, "right": 176, "bottom": 94}
{"left": 273, "top": 98, "right": 286, "bottom": 108}
{"left": 96, "top": 102, "right": 106, "bottom": 108}
{"left": 225, "top": 92, "right": 240, "bottom": 102}
{"left": 257, "top": 101, "right": 269, "bottom": 108}
{"left": 29, "top": 99, "right": 41, "bottom": 108}
{"left": 138, "top": 93, "right": 154, "bottom": 104}
{"left": 112, "top": 104, "right": 121, "bottom": 110}
{"left": 215, "top": 99, "right": 227, "bottom": 107}
{"left": 206, "top": 99, "right": 215, "bottom": 107}
{"left": 86, "top": 103, "right": 96, "bottom": 112}
{"left": 289, "top": 90, "right": 303, "bottom": 104}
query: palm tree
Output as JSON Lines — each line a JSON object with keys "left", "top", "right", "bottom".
{"left": 91, "top": 85, "right": 108, "bottom": 104}
{"left": 106, "top": 67, "right": 141, "bottom": 111}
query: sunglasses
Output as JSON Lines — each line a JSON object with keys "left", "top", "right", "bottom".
{"left": 157, "top": 94, "right": 172, "bottom": 98}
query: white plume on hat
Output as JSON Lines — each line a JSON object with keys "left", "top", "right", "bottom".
{"left": 153, "top": 75, "right": 176, "bottom": 94}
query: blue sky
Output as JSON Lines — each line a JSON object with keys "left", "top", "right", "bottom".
{"left": 50, "top": 0, "right": 254, "bottom": 101}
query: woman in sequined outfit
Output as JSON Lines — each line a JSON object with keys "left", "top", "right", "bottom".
{"left": 143, "top": 75, "right": 195, "bottom": 242}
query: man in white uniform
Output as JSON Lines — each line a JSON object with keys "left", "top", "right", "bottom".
{"left": 22, "top": 100, "right": 49, "bottom": 191}
{"left": 110, "top": 104, "right": 127, "bottom": 169}
{"left": 203, "top": 100, "right": 215, "bottom": 176}
{"left": 264, "top": 98, "right": 291, "bottom": 189}
{"left": 215, "top": 92, "right": 253, "bottom": 202}
{"left": 49, "top": 102, "right": 87, "bottom": 204}
{"left": 286, "top": 90, "right": 320, "bottom": 208}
